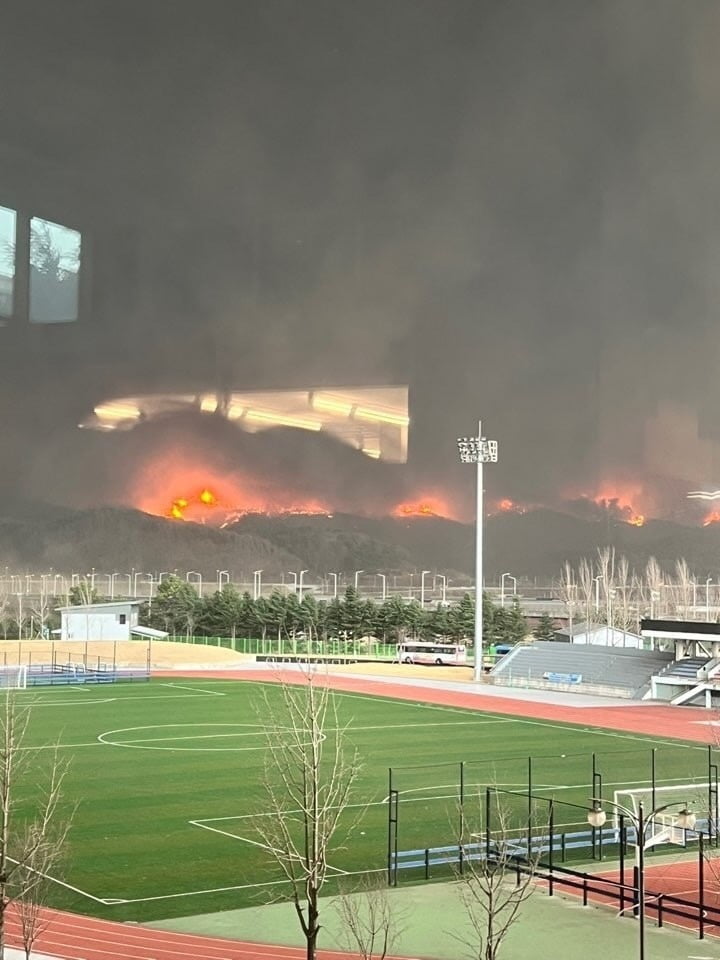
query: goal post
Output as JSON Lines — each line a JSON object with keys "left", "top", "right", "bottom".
{"left": 0, "top": 666, "right": 28, "bottom": 690}
{"left": 613, "top": 783, "right": 711, "bottom": 846}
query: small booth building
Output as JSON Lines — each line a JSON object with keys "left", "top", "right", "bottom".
{"left": 56, "top": 601, "right": 167, "bottom": 643}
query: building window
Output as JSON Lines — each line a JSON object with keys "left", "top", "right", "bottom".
{"left": 29, "top": 217, "right": 81, "bottom": 324}
{"left": 0, "top": 205, "right": 16, "bottom": 322}
{"left": 119, "top": 614, "right": 127, "bottom": 625}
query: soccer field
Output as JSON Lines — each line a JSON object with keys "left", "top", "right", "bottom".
{"left": 13, "top": 677, "right": 712, "bottom": 923}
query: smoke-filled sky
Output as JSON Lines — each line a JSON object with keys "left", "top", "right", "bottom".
{"left": 2, "top": 0, "right": 720, "bottom": 522}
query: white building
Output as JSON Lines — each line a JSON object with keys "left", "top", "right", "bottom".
{"left": 554, "top": 620, "right": 643, "bottom": 649}
{"left": 56, "top": 601, "right": 167, "bottom": 642}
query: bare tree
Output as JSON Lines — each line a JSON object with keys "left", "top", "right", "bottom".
{"left": 30, "top": 586, "right": 51, "bottom": 641}
{"left": 0, "top": 696, "right": 73, "bottom": 960}
{"left": 253, "top": 674, "right": 362, "bottom": 960}
{"left": 333, "top": 875, "right": 406, "bottom": 960}
{"left": 453, "top": 795, "right": 541, "bottom": 960}
{"left": 15, "top": 867, "right": 53, "bottom": 960}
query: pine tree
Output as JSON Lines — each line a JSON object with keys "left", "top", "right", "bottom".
{"left": 533, "top": 612, "right": 556, "bottom": 642}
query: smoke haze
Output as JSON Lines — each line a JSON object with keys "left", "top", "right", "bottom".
{"left": 2, "top": 0, "right": 720, "bottom": 524}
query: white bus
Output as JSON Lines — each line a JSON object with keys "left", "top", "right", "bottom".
{"left": 396, "top": 641, "right": 467, "bottom": 666}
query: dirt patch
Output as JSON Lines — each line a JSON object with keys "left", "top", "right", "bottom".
{"left": 321, "top": 661, "right": 474, "bottom": 682}
{"left": 0, "top": 639, "right": 253, "bottom": 670}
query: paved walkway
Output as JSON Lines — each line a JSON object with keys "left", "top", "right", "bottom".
{"left": 150, "top": 878, "right": 720, "bottom": 960}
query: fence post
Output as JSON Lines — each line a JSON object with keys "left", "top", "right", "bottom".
{"left": 548, "top": 800, "right": 554, "bottom": 897}
{"left": 699, "top": 831, "right": 705, "bottom": 940}
{"left": 424, "top": 848, "right": 430, "bottom": 880}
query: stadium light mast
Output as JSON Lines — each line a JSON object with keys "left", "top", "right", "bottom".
{"left": 457, "top": 422, "right": 498, "bottom": 682}
{"left": 587, "top": 799, "right": 695, "bottom": 960}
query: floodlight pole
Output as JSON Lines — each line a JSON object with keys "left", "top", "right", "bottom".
{"left": 587, "top": 798, "right": 696, "bottom": 960}
{"left": 474, "top": 435, "right": 484, "bottom": 682}
{"left": 457, "top": 421, "right": 498, "bottom": 683}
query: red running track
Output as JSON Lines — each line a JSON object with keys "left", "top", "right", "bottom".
{"left": 26, "top": 669, "right": 720, "bottom": 960}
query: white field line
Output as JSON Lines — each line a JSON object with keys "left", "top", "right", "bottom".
{"left": 160, "top": 682, "right": 227, "bottom": 696}
{"left": 3, "top": 854, "right": 108, "bottom": 905}
{"left": 103, "top": 866, "right": 387, "bottom": 906}
{"left": 335, "top": 688, "right": 710, "bottom": 752}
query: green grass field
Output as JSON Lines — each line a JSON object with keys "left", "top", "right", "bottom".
{"left": 12, "top": 677, "right": 712, "bottom": 923}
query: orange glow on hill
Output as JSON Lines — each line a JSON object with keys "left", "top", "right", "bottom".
{"left": 704, "top": 510, "right": 720, "bottom": 526}
{"left": 568, "top": 482, "right": 651, "bottom": 526}
{"left": 131, "top": 455, "right": 331, "bottom": 523}
{"left": 392, "top": 497, "right": 455, "bottom": 520}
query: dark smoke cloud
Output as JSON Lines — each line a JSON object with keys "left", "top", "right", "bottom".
{"left": 2, "top": 0, "right": 720, "bottom": 523}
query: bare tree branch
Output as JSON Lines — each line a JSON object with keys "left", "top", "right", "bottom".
{"left": 252, "top": 673, "right": 362, "bottom": 960}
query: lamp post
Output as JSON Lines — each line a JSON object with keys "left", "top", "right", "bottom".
{"left": 253, "top": 569, "right": 263, "bottom": 601}
{"left": 706, "top": 577, "right": 713, "bottom": 621}
{"left": 437, "top": 574, "right": 448, "bottom": 604}
{"left": 186, "top": 571, "right": 203, "bottom": 596}
{"left": 457, "top": 423, "right": 499, "bottom": 683}
{"left": 354, "top": 570, "right": 364, "bottom": 592}
{"left": 287, "top": 571, "right": 298, "bottom": 594}
{"left": 587, "top": 799, "right": 695, "bottom": 960}
{"left": 133, "top": 571, "right": 144, "bottom": 598}
{"left": 298, "top": 569, "right": 308, "bottom": 600}
{"left": 420, "top": 570, "right": 431, "bottom": 607}
{"left": 376, "top": 573, "right": 387, "bottom": 602}
{"left": 500, "top": 572, "right": 517, "bottom": 608}
{"left": 327, "top": 572, "right": 339, "bottom": 600}
{"left": 593, "top": 575, "right": 603, "bottom": 612}
{"left": 216, "top": 569, "right": 229, "bottom": 590}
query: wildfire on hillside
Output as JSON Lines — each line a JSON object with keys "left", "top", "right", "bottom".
{"left": 703, "top": 510, "right": 720, "bottom": 526}
{"left": 488, "top": 497, "right": 529, "bottom": 516}
{"left": 565, "top": 483, "right": 649, "bottom": 527}
{"left": 392, "top": 497, "right": 455, "bottom": 519}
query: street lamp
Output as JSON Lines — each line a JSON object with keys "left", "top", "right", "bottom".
{"left": 593, "top": 575, "right": 603, "bottom": 612}
{"left": 420, "top": 570, "right": 431, "bottom": 606}
{"left": 706, "top": 577, "right": 713, "bottom": 622}
{"left": 133, "top": 571, "right": 144, "bottom": 598}
{"left": 327, "top": 572, "right": 340, "bottom": 599}
{"left": 500, "top": 572, "right": 517, "bottom": 608}
{"left": 216, "top": 569, "right": 229, "bottom": 590}
{"left": 376, "top": 573, "right": 387, "bottom": 602}
{"left": 298, "top": 569, "right": 308, "bottom": 600}
{"left": 587, "top": 799, "right": 695, "bottom": 960}
{"left": 457, "top": 423, "right": 499, "bottom": 683}
{"left": 186, "top": 571, "right": 203, "bottom": 596}
{"left": 354, "top": 570, "right": 364, "bottom": 591}
{"left": 253, "top": 569, "right": 263, "bottom": 601}
{"left": 437, "top": 574, "right": 448, "bottom": 604}
{"left": 287, "top": 571, "right": 298, "bottom": 593}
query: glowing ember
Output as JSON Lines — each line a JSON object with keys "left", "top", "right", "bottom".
{"left": 704, "top": 511, "right": 720, "bottom": 526}
{"left": 199, "top": 489, "right": 217, "bottom": 505}
{"left": 392, "top": 498, "right": 454, "bottom": 519}
{"left": 568, "top": 483, "right": 651, "bottom": 526}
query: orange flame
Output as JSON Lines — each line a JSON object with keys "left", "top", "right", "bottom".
{"left": 628, "top": 514, "right": 645, "bottom": 527}
{"left": 392, "top": 497, "right": 454, "bottom": 519}
{"left": 704, "top": 510, "right": 720, "bottom": 526}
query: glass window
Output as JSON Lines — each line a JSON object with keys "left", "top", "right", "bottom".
{"left": 0, "top": 205, "right": 16, "bottom": 321}
{"left": 29, "top": 217, "right": 81, "bottom": 323}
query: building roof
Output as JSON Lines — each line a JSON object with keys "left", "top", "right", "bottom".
{"left": 131, "top": 625, "right": 168, "bottom": 639}
{"left": 56, "top": 600, "right": 143, "bottom": 612}
{"left": 555, "top": 621, "right": 606, "bottom": 638}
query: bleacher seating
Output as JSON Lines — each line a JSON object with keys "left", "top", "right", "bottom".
{"left": 657, "top": 656, "right": 710, "bottom": 680}
{"left": 490, "top": 642, "right": 673, "bottom": 697}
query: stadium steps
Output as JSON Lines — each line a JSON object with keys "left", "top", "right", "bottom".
{"left": 489, "top": 642, "right": 673, "bottom": 697}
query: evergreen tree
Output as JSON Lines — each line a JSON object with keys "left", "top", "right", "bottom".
{"left": 533, "top": 612, "right": 556, "bottom": 643}
{"left": 505, "top": 597, "right": 529, "bottom": 644}
{"left": 150, "top": 575, "right": 199, "bottom": 638}
{"left": 341, "top": 586, "right": 363, "bottom": 639}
